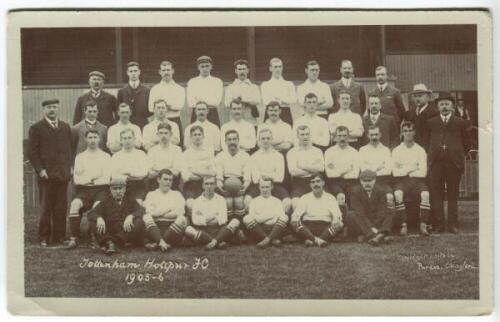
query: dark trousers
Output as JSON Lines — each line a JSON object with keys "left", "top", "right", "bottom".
{"left": 89, "top": 217, "right": 144, "bottom": 247}
{"left": 429, "top": 156, "right": 462, "bottom": 228}
{"left": 264, "top": 106, "right": 293, "bottom": 126}
{"left": 37, "top": 178, "right": 68, "bottom": 243}
{"left": 168, "top": 116, "right": 184, "bottom": 145}
{"left": 191, "top": 107, "right": 220, "bottom": 127}
{"left": 345, "top": 210, "right": 395, "bottom": 238}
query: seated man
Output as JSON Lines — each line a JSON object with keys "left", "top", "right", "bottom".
{"left": 143, "top": 169, "right": 187, "bottom": 252}
{"left": 392, "top": 121, "right": 431, "bottom": 236}
{"left": 87, "top": 176, "right": 145, "bottom": 255}
{"left": 110, "top": 128, "right": 149, "bottom": 205}
{"left": 248, "top": 128, "right": 291, "bottom": 215}
{"left": 324, "top": 126, "right": 359, "bottom": 211}
{"left": 185, "top": 176, "right": 240, "bottom": 250}
{"left": 243, "top": 177, "right": 289, "bottom": 248}
{"left": 287, "top": 125, "right": 325, "bottom": 210}
{"left": 290, "top": 174, "right": 344, "bottom": 247}
{"left": 66, "top": 130, "right": 111, "bottom": 249}
{"left": 345, "top": 169, "right": 396, "bottom": 246}
{"left": 215, "top": 130, "right": 252, "bottom": 222}
{"left": 146, "top": 122, "right": 182, "bottom": 191}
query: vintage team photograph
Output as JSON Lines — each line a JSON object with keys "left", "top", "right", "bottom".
{"left": 6, "top": 10, "right": 493, "bottom": 315}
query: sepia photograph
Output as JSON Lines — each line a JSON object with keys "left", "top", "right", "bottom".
{"left": 6, "top": 9, "right": 493, "bottom": 315}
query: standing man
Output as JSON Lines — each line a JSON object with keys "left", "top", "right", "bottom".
{"left": 330, "top": 60, "right": 366, "bottom": 116}
{"left": 293, "top": 93, "right": 330, "bottom": 150}
{"left": 224, "top": 59, "right": 261, "bottom": 126}
{"left": 220, "top": 99, "right": 256, "bottom": 153}
{"left": 296, "top": 60, "right": 333, "bottom": 119}
{"left": 362, "top": 95, "right": 399, "bottom": 149}
{"left": 257, "top": 101, "right": 293, "bottom": 153}
{"left": 290, "top": 174, "right": 344, "bottom": 247}
{"left": 187, "top": 56, "right": 224, "bottom": 126}
{"left": 328, "top": 91, "right": 364, "bottom": 150}
{"left": 117, "top": 61, "right": 151, "bottom": 129}
{"left": 29, "top": 99, "right": 73, "bottom": 246}
{"left": 71, "top": 100, "right": 108, "bottom": 155}
{"left": 423, "top": 92, "right": 471, "bottom": 234}
{"left": 368, "top": 66, "right": 405, "bottom": 123}
{"left": 106, "top": 103, "right": 143, "bottom": 154}
{"left": 148, "top": 60, "right": 186, "bottom": 141}
{"left": 260, "top": 57, "right": 297, "bottom": 126}
{"left": 184, "top": 101, "right": 221, "bottom": 153}
{"left": 142, "top": 99, "right": 181, "bottom": 151}
{"left": 404, "top": 83, "right": 438, "bottom": 146}
{"left": 345, "top": 170, "right": 396, "bottom": 246}
{"left": 73, "top": 71, "right": 117, "bottom": 127}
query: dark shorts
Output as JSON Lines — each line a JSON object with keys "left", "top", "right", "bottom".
{"left": 291, "top": 176, "right": 312, "bottom": 198}
{"left": 302, "top": 220, "right": 330, "bottom": 237}
{"left": 193, "top": 225, "right": 222, "bottom": 238}
{"left": 147, "top": 176, "right": 180, "bottom": 192}
{"left": 168, "top": 116, "right": 183, "bottom": 144}
{"left": 326, "top": 178, "right": 358, "bottom": 198}
{"left": 375, "top": 176, "right": 393, "bottom": 195}
{"left": 73, "top": 185, "right": 108, "bottom": 211}
{"left": 247, "top": 182, "right": 290, "bottom": 199}
{"left": 393, "top": 176, "right": 428, "bottom": 202}
{"left": 126, "top": 180, "right": 147, "bottom": 201}
{"left": 182, "top": 180, "right": 203, "bottom": 199}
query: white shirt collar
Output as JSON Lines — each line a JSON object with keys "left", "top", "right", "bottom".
{"left": 370, "top": 112, "right": 380, "bottom": 123}
{"left": 235, "top": 78, "right": 251, "bottom": 85}
{"left": 45, "top": 116, "right": 58, "bottom": 127}
{"left": 341, "top": 77, "right": 351, "bottom": 87}
{"left": 417, "top": 103, "right": 428, "bottom": 115}
{"left": 85, "top": 118, "right": 97, "bottom": 125}
{"left": 379, "top": 83, "right": 388, "bottom": 91}
{"left": 91, "top": 89, "right": 101, "bottom": 97}
{"left": 441, "top": 114, "right": 451, "bottom": 123}
{"left": 269, "top": 76, "right": 284, "bottom": 82}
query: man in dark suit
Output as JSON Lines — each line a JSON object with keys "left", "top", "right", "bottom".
{"left": 330, "top": 60, "right": 366, "bottom": 116}
{"left": 362, "top": 95, "right": 399, "bottom": 149}
{"left": 404, "top": 83, "right": 439, "bottom": 146}
{"left": 28, "top": 99, "right": 73, "bottom": 246}
{"left": 368, "top": 66, "right": 406, "bottom": 124}
{"left": 423, "top": 92, "right": 471, "bottom": 234}
{"left": 71, "top": 100, "right": 108, "bottom": 156}
{"left": 73, "top": 71, "right": 117, "bottom": 127}
{"left": 117, "top": 61, "right": 151, "bottom": 129}
{"left": 345, "top": 169, "right": 396, "bottom": 246}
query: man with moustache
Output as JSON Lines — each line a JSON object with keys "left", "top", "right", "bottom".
{"left": 368, "top": 66, "right": 406, "bottom": 124}
{"left": 362, "top": 95, "right": 399, "bottom": 149}
{"left": 71, "top": 100, "right": 108, "bottom": 155}
{"left": 297, "top": 60, "right": 334, "bottom": 119}
{"left": 187, "top": 56, "right": 224, "bottom": 126}
{"left": 224, "top": 59, "right": 261, "bottom": 126}
{"left": 29, "top": 99, "right": 73, "bottom": 247}
{"left": 404, "top": 84, "right": 439, "bottom": 146}
{"left": 261, "top": 57, "right": 297, "bottom": 126}
{"left": 330, "top": 60, "right": 366, "bottom": 116}
{"left": 142, "top": 99, "right": 181, "bottom": 151}
{"left": 184, "top": 101, "right": 221, "bottom": 153}
{"left": 345, "top": 170, "right": 396, "bottom": 246}
{"left": 290, "top": 174, "right": 344, "bottom": 247}
{"left": 423, "top": 92, "right": 471, "bottom": 234}
{"left": 117, "top": 61, "right": 151, "bottom": 129}
{"left": 293, "top": 93, "right": 330, "bottom": 151}
{"left": 220, "top": 99, "right": 256, "bottom": 153}
{"left": 73, "top": 71, "right": 117, "bottom": 127}
{"left": 328, "top": 91, "right": 364, "bottom": 150}
{"left": 148, "top": 61, "right": 186, "bottom": 141}
{"left": 106, "top": 103, "right": 143, "bottom": 154}
{"left": 257, "top": 101, "right": 293, "bottom": 153}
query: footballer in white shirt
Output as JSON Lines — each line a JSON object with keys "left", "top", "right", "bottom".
{"left": 392, "top": 121, "right": 431, "bottom": 236}
{"left": 142, "top": 99, "right": 181, "bottom": 150}
{"left": 258, "top": 101, "right": 294, "bottom": 153}
{"left": 106, "top": 103, "right": 142, "bottom": 154}
{"left": 185, "top": 176, "right": 240, "bottom": 250}
{"left": 293, "top": 93, "right": 331, "bottom": 150}
{"left": 220, "top": 99, "right": 257, "bottom": 152}
{"left": 184, "top": 101, "right": 221, "bottom": 153}
{"left": 296, "top": 60, "right": 334, "bottom": 118}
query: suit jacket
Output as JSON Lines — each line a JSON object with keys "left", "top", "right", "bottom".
{"left": 422, "top": 115, "right": 471, "bottom": 172}
{"left": 71, "top": 120, "right": 108, "bottom": 157}
{"left": 330, "top": 80, "right": 366, "bottom": 116}
{"left": 362, "top": 113, "right": 399, "bottom": 149}
{"left": 28, "top": 118, "right": 73, "bottom": 182}
{"left": 117, "top": 83, "right": 152, "bottom": 129}
{"left": 368, "top": 85, "right": 406, "bottom": 123}
{"left": 73, "top": 90, "right": 117, "bottom": 127}
{"left": 88, "top": 194, "right": 144, "bottom": 223}
{"left": 349, "top": 184, "right": 389, "bottom": 228}
{"left": 404, "top": 101, "right": 439, "bottom": 147}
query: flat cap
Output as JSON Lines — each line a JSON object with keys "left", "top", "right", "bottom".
{"left": 109, "top": 176, "right": 127, "bottom": 186}
{"left": 88, "top": 71, "right": 105, "bottom": 80}
{"left": 196, "top": 55, "right": 212, "bottom": 65}
{"left": 435, "top": 91, "right": 455, "bottom": 105}
{"left": 359, "top": 169, "right": 377, "bottom": 181}
{"left": 41, "top": 99, "right": 60, "bottom": 106}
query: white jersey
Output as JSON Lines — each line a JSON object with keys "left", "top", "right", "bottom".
{"left": 148, "top": 80, "right": 186, "bottom": 118}
{"left": 180, "top": 146, "right": 216, "bottom": 182}
{"left": 291, "top": 191, "right": 343, "bottom": 224}
{"left": 186, "top": 75, "right": 223, "bottom": 108}
{"left": 110, "top": 148, "right": 148, "bottom": 180}
{"left": 147, "top": 143, "right": 183, "bottom": 176}
{"left": 184, "top": 120, "right": 221, "bottom": 153}
{"left": 257, "top": 119, "right": 293, "bottom": 147}
{"left": 73, "top": 149, "right": 111, "bottom": 186}
{"left": 287, "top": 145, "right": 324, "bottom": 178}
{"left": 296, "top": 79, "right": 333, "bottom": 115}
{"left": 359, "top": 143, "right": 392, "bottom": 177}
{"left": 248, "top": 195, "right": 286, "bottom": 225}
{"left": 215, "top": 150, "right": 251, "bottom": 183}
{"left": 249, "top": 148, "right": 285, "bottom": 184}
{"left": 392, "top": 142, "right": 427, "bottom": 178}
{"left": 328, "top": 110, "right": 364, "bottom": 141}
{"left": 106, "top": 121, "right": 142, "bottom": 153}
{"left": 191, "top": 193, "right": 228, "bottom": 226}
{"left": 293, "top": 115, "right": 330, "bottom": 147}
{"left": 142, "top": 119, "right": 180, "bottom": 150}
{"left": 143, "top": 189, "right": 185, "bottom": 222}
{"left": 260, "top": 77, "right": 297, "bottom": 107}
{"left": 324, "top": 144, "right": 359, "bottom": 179}
{"left": 220, "top": 119, "right": 256, "bottom": 152}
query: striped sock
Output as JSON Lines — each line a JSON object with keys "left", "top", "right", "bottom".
{"left": 419, "top": 201, "right": 431, "bottom": 224}
{"left": 268, "top": 219, "right": 287, "bottom": 241}
{"left": 163, "top": 223, "right": 184, "bottom": 245}
{"left": 215, "top": 226, "right": 234, "bottom": 243}
{"left": 146, "top": 225, "right": 162, "bottom": 243}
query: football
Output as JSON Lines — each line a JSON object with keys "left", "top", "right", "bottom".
{"left": 224, "top": 177, "right": 243, "bottom": 195}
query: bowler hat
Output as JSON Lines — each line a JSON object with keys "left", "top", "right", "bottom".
{"left": 435, "top": 92, "right": 455, "bottom": 105}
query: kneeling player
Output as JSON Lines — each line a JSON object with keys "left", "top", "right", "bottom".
{"left": 290, "top": 174, "right": 344, "bottom": 247}
{"left": 243, "top": 177, "right": 289, "bottom": 248}
{"left": 87, "top": 176, "right": 145, "bottom": 255}
{"left": 392, "top": 122, "right": 430, "bottom": 236}
{"left": 185, "top": 176, "right": 240, "bottom": 250}
{"left": 67, "top": 130, "right": 111, "bottom": 249}
{"left": 143, "top": 169, "right": 187, "bottom": 252}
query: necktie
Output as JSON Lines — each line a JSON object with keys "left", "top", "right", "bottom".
{"left": 379, "top": 86, "right": 383, "bottom": 92}
{"left": 51, "top": 121, "right": 57, "bottom": 129}
{"left": 371, "top": 117, "right": 377, "bottom": 124}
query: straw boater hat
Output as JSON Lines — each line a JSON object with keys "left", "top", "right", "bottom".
{"left": 410, "top": 83, "right": 432, "bottom": 95}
